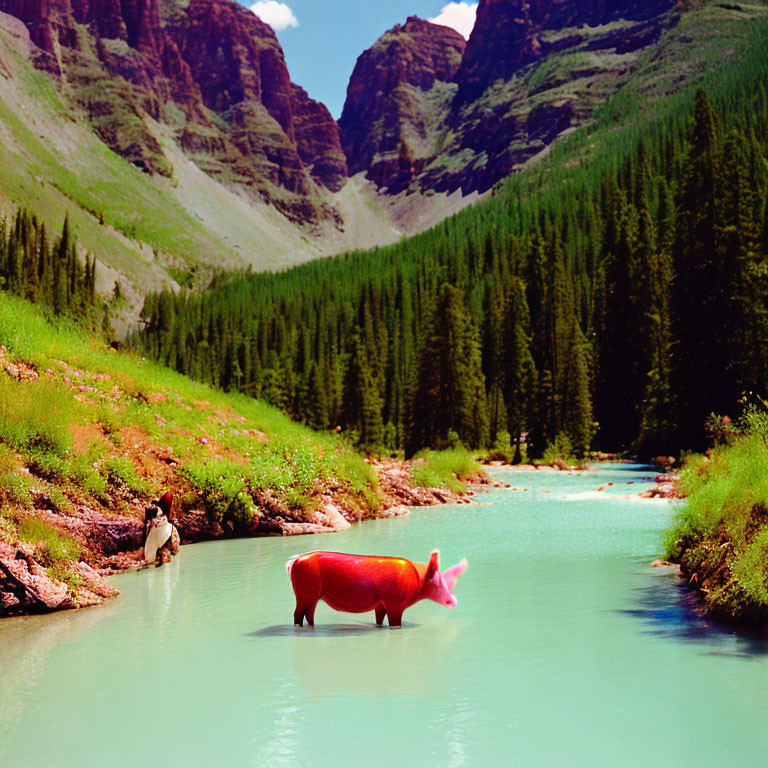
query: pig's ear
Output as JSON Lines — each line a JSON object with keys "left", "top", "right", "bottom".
{"left": 425, "top": 550, "right": 440, "bottom": 581}
{"left": 442, "top": 558, "right": 468, "bottom": 592}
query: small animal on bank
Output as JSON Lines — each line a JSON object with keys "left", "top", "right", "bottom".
{"left": 286, "top": 549, "right": 467, "bottom": 628}
{"left": 143, "top": 491, "right": 180, "bottom": 567}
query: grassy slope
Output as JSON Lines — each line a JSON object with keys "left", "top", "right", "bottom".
{"left": 501, "top": 0, "right": 768, "bottom": 202}
{"left": 0, "top": 289, "right": 386, "bottom": 600}
{"left": 665, "top": 412, "right": 768, "bottom": 625}
{"left": 0, "top": 288, "right": 489, "bottom": 612}
{"left": 0, "top": 24, "right": 232, "bottom": 282}
{"left": 0, "top": 18, "right": 407, "bottom": 318}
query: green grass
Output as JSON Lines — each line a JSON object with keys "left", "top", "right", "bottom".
{"left": 665, "top": 408, "right": 768, "bottom": 623}
{"left": 0, "top": 289, "right": 378, "bottom": 517}
{"left": 0, "top": 377, "right": 75, "bottom": 457}
{"left": 539, "top": 434, "right": 589, "bottom": 468}
{"left": 180, "top": 459, "right": 250, "bottom": 524}
{"left": 102, "top": 456, "right": 153, "bottom": 496}
{"left": 0, "top": 470, "right": 33, "bottom": 509}
{"left": 0, "top": 28, "right": 236, "bottom": 280}
{"left": 409, "top": 448, "right": 483, "bottom": 493}
{"left": 0, "top": 288, "right": 390, "bottom": 606}
{"left": 16, "top": 516, "right": 82, "bottom": 566}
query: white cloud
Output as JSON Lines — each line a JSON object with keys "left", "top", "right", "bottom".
{"left": 250, "top": 1, "right": 299, "bottom": 31}
{"left": 428, "top": 2, "right": 478, "bottom": 40}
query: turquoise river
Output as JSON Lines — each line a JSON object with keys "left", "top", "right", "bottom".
{"left": 2, "top": 464, "right": 768, "bottom": 767}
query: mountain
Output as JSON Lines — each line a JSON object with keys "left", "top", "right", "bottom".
{"left": 0, "top": 0, "right": 765, "bottom": 319}
{"left": 0, "top": 0, "right": 407, "bottom": 318}
{"left": 134, "top": 5, "right": 768, "bottom": 460}
{"left": 342, "top": 0, "right": 680, "bottom": 194}
{"left": 0, "top": 0, "right": 344, "bottom": 215}
{"left": 338, "top": 16, "right": 466, "bottom": 195}
{"left": 456, "top": 0, "right": 677, "bottom": 104}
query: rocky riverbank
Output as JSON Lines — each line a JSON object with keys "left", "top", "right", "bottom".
{"left": 638, "top": 470, "right": 683, "bottom": 500}
{"left": 0, "top": 459, "right": 488, "bottom": 617}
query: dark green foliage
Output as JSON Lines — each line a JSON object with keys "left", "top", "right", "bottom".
{"left": 0, "top": 209, "right": 99, "bottom": 327}
{"left": 501, "top": 278, "right": 536, "bottom": 462}
{"left": 135, "top": 24, "right": 768, "bottom": 456}
{"left": 340, "top": 334, "right": 384, "bottom": 453}
{"left": 405, "top": 285, "right": 489, "bottom": 457}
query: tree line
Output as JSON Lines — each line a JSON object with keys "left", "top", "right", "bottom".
{"left": 0, "top": 209, "right": 102, "bottom": 327}
{"left": 135, "top": 29, "right": 768, "bottom": 458}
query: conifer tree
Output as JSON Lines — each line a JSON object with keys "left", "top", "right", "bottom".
{"left": 501, "top": 277, "right": 537, "bottom": 463}
{"left": 406, "top": 284, "right": 488, "bottom": 457}
{"left": 340, "top": 334, "right": 383, "bottom": 452}
{"left": 672, "top": 89, "right": 729, "bottom": 447}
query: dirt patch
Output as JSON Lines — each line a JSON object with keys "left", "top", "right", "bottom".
{"left": 70, "top": 424, "right": 109, "bottom": 455}
{"left": 117, "top": 425, "right": 179, "bottom": 489}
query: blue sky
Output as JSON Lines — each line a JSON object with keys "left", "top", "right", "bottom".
{"left": 240, "top": 1, "right": 478, "bottom": 118}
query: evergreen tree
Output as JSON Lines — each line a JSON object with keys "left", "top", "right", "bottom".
{"left": 672, "top": 90, "right": 731, "bottom": 447}
{"left": 501, "top": 278, "right": 537, "bottom": 463}
{"left": 406, "top": 284, "right": 488, "bottom": 457}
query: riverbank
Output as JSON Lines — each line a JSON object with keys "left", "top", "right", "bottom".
{"left": 483, "top": 454, "right": 683, "bottom": 499}
{"left": 0, "top": 292, "right": 494, "bottom": 617}
{"left": 639, "top": 470, "right": 682, "bottom": 500}
{"left": 1, "top": 457, "right": 487, "bottom": 616}
{"left": 665, "top": 418, "right": 768, "bottom": 627}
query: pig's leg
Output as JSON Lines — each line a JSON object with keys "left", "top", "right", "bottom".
{"left": 375, "top": 605, "right": 386, "bottom": 626}
{"left": 385, "top": 606, "right": 404, "bottom": 628}
{"left": 291, "top": 567, "right": 320, "bottom": 627}
{"left": 294, "top": 600, "right": 317, "bottom": 627}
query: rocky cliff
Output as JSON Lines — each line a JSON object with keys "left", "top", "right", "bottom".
{"left": 290, "top": 84, "right": 348, "bottom": 192}
{"left": 339, "top": 16, "right": 465, "bottom": 194}
{"left": 456, "top": 0, "right": 678, "bottom": 103}
{"left": 0, "top": 0, "right": 346, "bottom": 221}
{"left": 0, "top": 0, "right": 748, "bottom": 256}
{"left": 341, "top": 0, "right": 679, "bottom": 195}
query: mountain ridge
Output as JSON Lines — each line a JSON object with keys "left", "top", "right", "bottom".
{"left": 0, "top": 0, "right": 763, "bottom": 319}
{"left": 340, "top": 0, "right": 681, "bottom": 195}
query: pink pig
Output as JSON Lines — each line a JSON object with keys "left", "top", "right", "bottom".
{"left": 286, "top": 549, "right": 468, "bottom": 628}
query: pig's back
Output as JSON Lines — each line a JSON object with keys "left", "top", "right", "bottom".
{"left": 293, "top": 552, "right": 421, "bottom": 613}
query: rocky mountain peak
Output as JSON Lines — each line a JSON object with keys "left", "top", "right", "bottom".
{"left": 338, "top": 16, "right": 466, "bottom": 190}
{"left": 457, "top": 0, "right": 678, "bottom": 103}
{"left": 0, "top": 0, "right": 348, "bottom": 224}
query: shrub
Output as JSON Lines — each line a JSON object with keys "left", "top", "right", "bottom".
{"left": 16, "top": 517, "right": 82, "bottom": 566}
{"left": 541, "top": 433, "right": 574, "bottom": 466}
{"left": 666, "top": 424, "right": 768, "bottom": 622}
{"left": 181, "top": 460, "right": 247, "bottom": 524}
{"left": 222, "top": 491, "right": 258, "bottom": 536}
{"left": 410, "top": 447, "right": 483, "bottom": 493}
{"left": 103, "top": 456, "right": 151, "bottom": 495}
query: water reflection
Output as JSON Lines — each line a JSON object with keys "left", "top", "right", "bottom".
{"left": 248, "top": 621, "right": 418, "bottom": 638}
{"left": 289, "top": 620, "right": 459, "bottom": 696}
{"left": 619, "top": 572, "right": 768, "bottom": 658}
{"left": 140, "top": 555, "right": 181, "bottom": 623}
{"left": 0, "top": 597, "right": 121, "bottom": 750}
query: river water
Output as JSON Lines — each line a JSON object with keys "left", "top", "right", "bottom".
{"left": 2, "top": 464, "right": 768, "bottom": 767}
